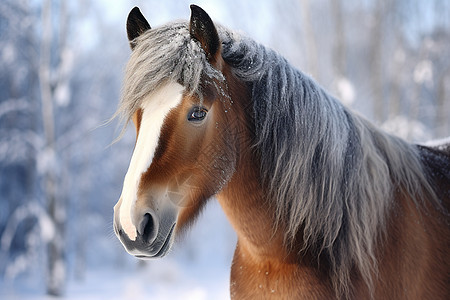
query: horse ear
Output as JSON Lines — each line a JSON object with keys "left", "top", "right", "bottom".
{"left": 127, "top": 7, "right": 151, "bottom": 50}
{"left": 189, "top": 5, "right": 220, "bottom": 62}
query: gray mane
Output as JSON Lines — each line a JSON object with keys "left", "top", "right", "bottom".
{"left": 117, "top": 21, "right": 438, "bottom": 298}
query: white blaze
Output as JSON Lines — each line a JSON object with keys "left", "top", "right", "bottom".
{"left": 118, "top": 82, "right": 184, "bottom": 240}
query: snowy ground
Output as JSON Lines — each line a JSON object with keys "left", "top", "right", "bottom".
{"left": 0, "top": 201, "right": 235, "bottom": 300}
{"left": 1, "top": 260, "right": 230, "bottom": 300}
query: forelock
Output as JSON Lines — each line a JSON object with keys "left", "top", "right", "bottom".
{"left": 116, "top": 21, "right": 224, "bottom": 125}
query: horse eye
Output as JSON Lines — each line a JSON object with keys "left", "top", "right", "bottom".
{"left": 188, "top": 107, "right": 208, "bottom": 122}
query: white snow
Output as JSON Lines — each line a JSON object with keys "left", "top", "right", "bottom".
{"left": 335, "top": 77, "right": 355, "bottom": 106}
{"left": 55, "top": 83, "right": 71, "bottom": 107}
{"left": 381, "top": 115, "right": 430, "bottom": 142}
{"left": 1, "top": 261, "right": 230, "bottom": 300}
{"left": 38, "top": 212, "right": 55, "bottom": 243}
{"left": 1, "top": 43, "right": 16, "bottom": 64}
{"left": 0, "top": 98, "right": 29, "bottom": 118}
{"left": 36, "top": 147, "right": 57, "bottom": 175}
{"left": 1, "top": 201, "right": 235, "bottom": 300}
{"left": 423, "top": 136, "right": 450, "bottom": 149}
{"left": 413, "top": 60, "right": 433, "bottom": 86}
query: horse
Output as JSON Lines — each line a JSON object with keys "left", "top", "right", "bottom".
{"left": 113, "top": 5, "right": 450, "bottom": 299}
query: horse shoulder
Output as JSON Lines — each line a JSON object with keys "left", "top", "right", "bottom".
{"left": 417, "top": 144, "right": 450, "bottom": 210}
{"left": 373, "top": 144, "right": 450, "bottom": 299}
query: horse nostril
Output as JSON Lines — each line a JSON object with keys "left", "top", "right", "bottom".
{"left": 140, "top": 213, "right": 156, "bottom": 243}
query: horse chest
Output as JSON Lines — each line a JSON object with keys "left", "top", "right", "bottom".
{"left": 229, "top": 243, "right": 334, "bottom": 300}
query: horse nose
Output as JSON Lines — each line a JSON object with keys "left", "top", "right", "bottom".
{"left": 114, "top": 196, "right": 179, "bottom": 258}
{"left": 114, "top": 206, "right": 159, "bottom": 244}
{"left": 138, "top": 212, "right": 158, "bottom": 244}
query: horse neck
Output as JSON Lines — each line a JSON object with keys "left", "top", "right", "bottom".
{"left": 216, "top": 71, "right": 294, "bottom": 263}
{"left": 217, "top": 146, "right": 288, "bottom": 260}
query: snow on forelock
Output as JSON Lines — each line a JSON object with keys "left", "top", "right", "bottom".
{"left": 381, "top": 115, "right": 430, "bottom": 142}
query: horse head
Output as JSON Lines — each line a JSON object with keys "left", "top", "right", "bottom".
{"left": 113, "top": 6, "right": 245, "bottom": 258}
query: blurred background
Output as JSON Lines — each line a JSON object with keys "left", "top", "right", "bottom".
{"left": 0, "top": 0, "right": 449, "bottom": 299}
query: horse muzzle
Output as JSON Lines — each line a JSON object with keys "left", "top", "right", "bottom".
{"left": 113, "top": 196, "right": 178, "bottom": 258}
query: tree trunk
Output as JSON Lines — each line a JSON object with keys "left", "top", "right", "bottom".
{"left": 388, "top": 2, "right": 403, "bottom": 119}
{"left": 331, "top": 0, "right": 346, "bottom": 78}
{"left": 436, "top": 72, "right": 449, "bottom": 137}
{"left": 299, "top": 0, "right": 319, "bottom": 79}
{"left": 369, "top": 1, "right": 385, "bottom": 122}
{"left": 39, "top": 0, "right": 66, "bottom": 295}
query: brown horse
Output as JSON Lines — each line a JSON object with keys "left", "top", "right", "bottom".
{"left": 113, "top": 5, "right": 450, "bottom": 299}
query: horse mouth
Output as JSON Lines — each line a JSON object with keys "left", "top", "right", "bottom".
{"left": 136, "top": 223, "right": 175, "bottom": 259}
